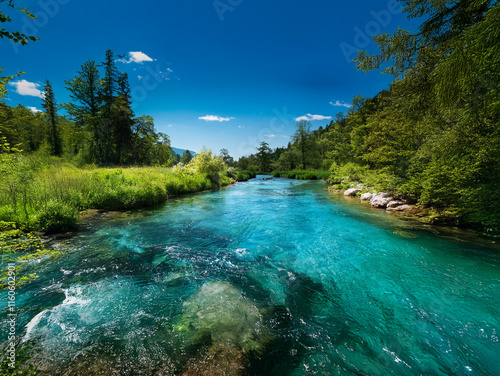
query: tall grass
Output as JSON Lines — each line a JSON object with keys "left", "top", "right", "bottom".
{"left": 0, "top": 155, "right": 229, "bottom": 233}
{"left": 272, "top": 170, "right": 331, "bottom": 180}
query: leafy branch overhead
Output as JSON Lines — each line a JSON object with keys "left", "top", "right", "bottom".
{"left": 0, "top": 0, "right": 39, "bottom": 45}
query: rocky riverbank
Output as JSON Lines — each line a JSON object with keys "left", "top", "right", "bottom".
{"left": 329, "top": 186, "right": 434, "bottom": 223}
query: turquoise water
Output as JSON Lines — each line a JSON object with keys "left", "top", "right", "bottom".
{"left": 2, "top": 177, "right": 500, "bottom": 375}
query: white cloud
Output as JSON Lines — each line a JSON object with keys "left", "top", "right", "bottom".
{"left": 199, "top": 115, "right": 234, "bottom": 122}
{"left": 238, "top": 125, "right": 245, "bottom": 129}
{"left": 329, "top": 100, "right": 352, "bottom": 108}
{"left": 9, "top": 80, "right": 44, "bottom": 98}
{"left": 294, "top": 114, "right": 332, "bottom": 122}
{"left": 28, "top": 106, "right": 41, "bottom": 113}
{"left": 167, "top": 124, "right": 173, "bottom": 127}
{"left": 119, "top": 51, "right": 154, "bottom": 64}
{"left": 264, "top": 134, "right": 289, "bottom": 138}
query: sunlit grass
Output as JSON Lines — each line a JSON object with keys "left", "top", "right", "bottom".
{"left": 0, "top": 155, "right": 229, "bottom": 233}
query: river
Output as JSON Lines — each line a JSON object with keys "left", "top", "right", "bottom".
{"left": 2, "top": 177, "right": 499, "bottom": 375}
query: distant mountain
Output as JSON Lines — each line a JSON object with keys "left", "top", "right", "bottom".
{"left": 171, "top": 147, "right": 196, "bottom": 157}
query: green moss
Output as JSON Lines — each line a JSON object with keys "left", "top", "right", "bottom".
{"left": 0, "top": 229, "right": 64, "bottom": 289}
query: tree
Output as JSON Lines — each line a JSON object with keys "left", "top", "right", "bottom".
{"left": 180, "top": 150, "right": 193, "bottom": 164}
{"left": 113, "top": 72, "right": 134, "bottom": 164}
{"left": 101, "top": 49, "right": 119, "bottom": 115}
{"left": 131, "top": 116, "right": 156, "bottom": 165}
{"left": 256, "top": 141, "right": 272, "bottom": 172}
{"left": 219, "top": 148, "right": 235, "bottom": 167}
{"left": 0, "top": 0, "right": 38, "bottom": 45}
{"left": 277, "top": 149, "right": 300, "bottom": 171}
{"left": 65, "top": 61, "right": 103, "bottom": 119}
{"left": 41, "top": 80, "right": 61, "bottom": 156}
{"left": 65, "top": 61, "right": 103, "bottom": 162}
{"left": 291, "top": 120, "right": 312, "bottom": 169}
{"left": 151, "top": 132, "right": 172, "bottom": 166}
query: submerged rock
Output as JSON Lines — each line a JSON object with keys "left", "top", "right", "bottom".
{"left": 181, "top": 342, "right": 246, "bottom": 376}
{"left": 174, "top": 281, "right": 272, "bottom": 376}
{"left": 175, "top": 281, "right": 267, "bottom": 352}
{"left": 163, "top": 272, "right": 190, "bottom": 286}
{"left": 344, "top": 188, "right": 361, "bottom": 197}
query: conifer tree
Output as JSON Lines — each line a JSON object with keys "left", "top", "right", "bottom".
{"left": 41, "top": 80, "right": 61, "bottom": 156}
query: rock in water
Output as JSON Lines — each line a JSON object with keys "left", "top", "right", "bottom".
{"left": 370, "top": 193, "right": 393, "bottom": 208}
{"left": 181, "top": 342, "right": 245, "bottom": 376}
{"left": 344, "top": 188, "right": 361, "bottom": 197}
{"left": 176, "top": 281, "right": 266, "bottom": 352}
{"left": 176, "top": 281, "right": 270, "bottom": 375}
{"left": 386, "top": 200, "right": 404, "bottom": 209}
{"left": 360, "top": 193, "right": 373, "bottom": 201}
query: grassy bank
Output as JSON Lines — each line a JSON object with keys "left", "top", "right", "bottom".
{"left": 0, "top": 155, "right": 232, "bottom": 233}
{"left": 272, "top": 170, "right": 330, "bottom": 180}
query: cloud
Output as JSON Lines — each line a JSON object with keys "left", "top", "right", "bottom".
{"left": 119, "top": 51, "right": 154, "bottom": 64}
{"left": 238, "top": 125, "right": 245, "bottom": 129}
{"left": 264, "top": 134, "right": 289, "bottom": 138}
{"left": 28, "top": 106, "right": 41, "bottom": 113}
{"left": 199, "top": 115, "right": 234, "bottom": 122}
{"left": 329, "top": 100, "right": 352, "bottom": 108}
{"left": 9, "top": 80, "right": 44, "bottom": 98}
{"left": 167, "top": 124, "right": 173, "bottom": 127}
{"left": 294, "top": 114, "right": 332, "bottom": 122}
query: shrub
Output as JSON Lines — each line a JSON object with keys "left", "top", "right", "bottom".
{"left": 188, "top": 148, "right": 228, "bottom": 185}
{"left": 36, "top": 200, "right": 78, "bottom": 233}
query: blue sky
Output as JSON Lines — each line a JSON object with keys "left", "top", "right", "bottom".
{"left": 2, "top": 0, "right": 421, "bottom": 158}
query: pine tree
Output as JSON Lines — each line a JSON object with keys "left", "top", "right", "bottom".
{"left": 114, "top": 73, "right": 134, "bottom": 164}
{"left": 180, "top": 150, "right": 193, "bottom": 164}
{"left": 41, "top": 80, "right": 61, "bottom": 156}
{"left": 99, "top": 49, "right": 120, "bottom": 164}
{"left": 65, "top": 60, "right": 103, "bottom": 162}
{"left": 291, "top": 120, "right": 311, "bottom": 170}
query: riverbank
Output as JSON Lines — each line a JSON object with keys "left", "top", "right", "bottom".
{"left": 328, "top": 185, "right": 499, "bottom": 236}
{"left": 0, "top": 155, "right": 233, "bottom": 234}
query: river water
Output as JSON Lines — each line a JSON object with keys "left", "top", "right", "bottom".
{"left": 2, "top": 177, "right": 499, "bottom": 375}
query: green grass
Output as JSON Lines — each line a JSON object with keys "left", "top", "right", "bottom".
{"left": 0, "top": 155, "right": 232, "bottom": 233}
{"left": 272, "top": 170, "right": 331, "bottom": 180}
{"left": 235, "top": 170, "right": 257, "bottom": 181}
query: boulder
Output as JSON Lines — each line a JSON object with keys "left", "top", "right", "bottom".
{"left": 175, "top": 281, "right": 268, "bottom": 352}
{"left": 370, "top": 193, "right": 393, "bottom": 208}
{"left": 387, "top": 204, "right": 418, "bottom": 213}
{"left": 387, "top": 200, "right": 404, "bottom": 209}
{"left": 344, "top": 188, "right": 361, "bottom": 197}
{"left": 360, "top": 193, "right": 373, "bottom": 202}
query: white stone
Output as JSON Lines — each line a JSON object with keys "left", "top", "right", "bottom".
{"left": 344, "top": 188, "right": 361, "bottom": 197}
{"left": 360, "top": 193, "right": 373, "bottom": 201}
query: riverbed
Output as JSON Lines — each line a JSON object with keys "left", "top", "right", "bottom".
{"left": 2, "top": 177, "right": 499, "bottom": 375}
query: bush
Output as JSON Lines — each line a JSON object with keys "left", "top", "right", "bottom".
{"left": 37, "top": 200, "right": 78, "bottom": 233}
{"left": 235, "top": 170, "right": 256, "bottom": 181}
{"left": 272, "top": 170, "right": 330, "bottom": 180}
{"left": 188, "top": 148, "right": 228, "bottom": 185}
